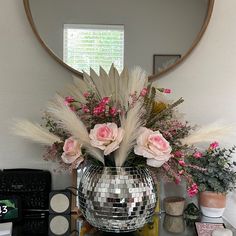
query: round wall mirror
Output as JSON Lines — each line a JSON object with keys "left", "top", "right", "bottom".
{"left": 23, "top": 0, "right": 214, "bottom": 81}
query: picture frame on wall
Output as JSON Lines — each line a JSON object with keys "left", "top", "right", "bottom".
{"left": 153, "top": 54, "right": 181, "bottom": 74}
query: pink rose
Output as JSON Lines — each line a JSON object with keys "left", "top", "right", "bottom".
{"left": 193, "top": 151, "right": 203, "bottom": 158}
{"left": 89, "top": 123, "right": 124, "bottom": 155}
{"left": 140, "top": 88, "right": 148, "bottom": 97}
{"left": 61, "top": 137, "right": 83, "bottom": 166}
{"left": 178, "top": 160, "right": 186, "bottom": 167}
{"left": 209, "top": 141, "right": 219, "bottom": 150}
{"left": 64, "top": 96, "right": 75, "bottom": 106}
{"left": 134, "top": 127, "right": 172, "bottom": 167}
{"left": 163, "top": 89, "right": 172, "bottom": 94}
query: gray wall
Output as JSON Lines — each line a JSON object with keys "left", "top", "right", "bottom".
{"left": 29, "top": 0, "right": 207, "bottom": 73}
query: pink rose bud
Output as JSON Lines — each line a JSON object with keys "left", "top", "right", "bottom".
{"left": 193, "top": 151, "right": 203, "bottom": 158}
{"left": 178, "top": 160, "right": 186, "bottom": 167}
{"left": 140, "top": 88, "right": 148, "bottom": 97}
{"left": 209, "top": 141, "right": 219, "bottom": 150}
{"left": 174, "top": 151, "right": 183, "bottom": 158}
{"left": 101, "top": 97, "right": 110, "bottom": 105}
{"left": 187, "top": 183, "right": 198, "bottom": 197}
{"left": 163, "top": 89, "right": 172, "bottom": 94}
{"left": 64, "top": 96, "right": 75, "bottom": 106}
{"left": 83, "top": 92, "right": 90, "bottom": 98}
{"left": 109, "top": 107, "right": 117, "bottom": 116}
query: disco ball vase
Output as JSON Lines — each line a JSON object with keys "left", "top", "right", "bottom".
{"left": 78, "top": 165, "right": 157, "bottom": 233}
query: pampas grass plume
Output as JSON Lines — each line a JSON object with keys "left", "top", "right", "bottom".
{"left": 12, "top": 119, "right": 61, "bottom": 145}
{"left": 181, "top": 121, "right": 236, "bottom": 145}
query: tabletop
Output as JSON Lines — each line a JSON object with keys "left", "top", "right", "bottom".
{"left": 11, "top": 212, "right": 236, "bottom": 236}
{"left": 75, "top": 214, "right": 236, "bottom": 236}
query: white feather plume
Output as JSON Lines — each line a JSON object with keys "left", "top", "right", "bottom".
{"left": 12, "top": 119, "right": 61, "bottom": 145}
{"left": 115, "top": 102, "right": 144, "bottom": 167}
{"left": 121, "top": 67, "right": 148, "bottom": 109}
{"left": 47, "top": 95, "right": 104, "bottom": 164}
{"left": 129, "top": 66, "right": 148, "bottom": 95}
{"left": 181, "top": 121, "right": 236, "bottom": 145}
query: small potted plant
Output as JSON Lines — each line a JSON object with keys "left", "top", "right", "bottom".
{"left": 188, "top": 142, "right": 236, "bottom": 217}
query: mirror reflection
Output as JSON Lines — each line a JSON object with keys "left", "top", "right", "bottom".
{"left": 28, "top": 0, "right": 209, "bottom": 74}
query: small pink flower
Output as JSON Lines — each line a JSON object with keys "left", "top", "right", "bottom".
{"left": 187, "top": 183, "right": 198, "bottom": 197}
{"left": 175, "top": 176, "right": 181, "bottom": 184}
{"left": 178, "top": 170, "right": 184, "bottom": 175}
{"left": 193, "top": 151, "right": 203, "bottom": 158}
{"left": 134, "top": 127, "right": 172, "bottom": 167}
{"left": 61, "top": 137, "right": 84, "bottom": 166}
{"left": 83, "top": 92, "right": 90, "bottom": 98}
{"left": 140, "top": 88, "right": 148, "bottom": 97}
{"left": 101, "top": 97, "right": 110, "bottom": 105}
{"left": 178, "top": 160, "right": 186, "bottom": 167}
{"left": 174, "top": 151, "right": 183, "bottom": 158}
{"left": 163, "top": 89, "right": 172, "bottom": 94}
{"left": 82, "top": 105, "right": 90, "bottom": 113}
{"left": 64, "top": 96, "right": 75, "bottom": 106}
{"left": 89, "top": 123, "right": 124, "bottom": 155}
{"left": 93, "top": 105, "right": 105, "bottom": 115}
{"left": 109, "top": 107, "right": 117, "bottom": 117}
{"left": 209, "top": 141, "right": 219, "bottom": 150}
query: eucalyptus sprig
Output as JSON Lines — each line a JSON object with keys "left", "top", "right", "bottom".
{"left": 188, "top": 145, "right": 236, "bottom": 193}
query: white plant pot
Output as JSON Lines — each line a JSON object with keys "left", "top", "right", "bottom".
{"left": 199, "top": 191, "right": 226, "bottom": 218}
{"left": 200, "top": 206, "right": 225, "bottom": 218}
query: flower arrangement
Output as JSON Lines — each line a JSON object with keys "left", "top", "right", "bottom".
{"left": 188, "top": 142, "right": 236, "bottom": 193}
{"left": 13, "top": 65, "right": 235, "bottom": 197}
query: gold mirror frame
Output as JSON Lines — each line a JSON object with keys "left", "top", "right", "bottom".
{"left": 149, "top": 0, "right": 215, "bottom": 82}
{"left": 23, "top": 0, "right": 214, "bottom": 212}
{"left": 23, "top": 0, "right": 214, "bottom": 81}
{"left": 23, "top": 0, "right": 215, "bottom": 82}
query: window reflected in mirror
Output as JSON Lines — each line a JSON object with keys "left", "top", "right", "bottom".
{"left": 63, "top": 24, "right": 124, "bottom": 73}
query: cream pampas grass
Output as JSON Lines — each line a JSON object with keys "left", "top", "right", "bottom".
{"left": 115, "top": 102, "right": 144, "bottom": 167}
{"left": 128, "top": 67, "right": 148, "bottom": 96}
{"left": 181, "top": 121, "right": 236, "bottom": 145}
{"left": 121, "top": 67, "right": 148, "bottom": 109}
{"left": 47, "top": 95, "right": 104, "bottom": 164}
{"left": 12, "top": 119, "right": 61, "bottom": 145}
